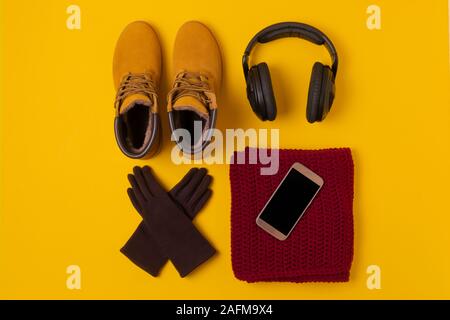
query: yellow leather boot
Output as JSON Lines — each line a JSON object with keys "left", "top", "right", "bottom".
{"left": 113, "top": 21, "right": 162, "bottom": 159}
{"left": 168, "top": 21, "right": 222, "bottom": 155}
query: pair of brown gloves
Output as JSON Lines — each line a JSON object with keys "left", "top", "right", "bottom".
{"left": 121, "top": 166, "right": 215, "bottom": 277}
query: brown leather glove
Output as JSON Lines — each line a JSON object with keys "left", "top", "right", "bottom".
{"left": 125, "top": 166, "right": 215, "bottom": 277}
{"left": 121, "top": 168, "right": 212, "bottom": 277}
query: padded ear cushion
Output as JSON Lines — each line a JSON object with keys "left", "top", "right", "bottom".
{"left": 307, "top": 62, "right": 324, "bottom": 123}
{"left": 257, "top": 63, "right": 277, "bottom": 121}
{"left": 320, "top": 66, "right": 335, "bottom": 120}
{"left": 252, "top": 65, "right": 267, "bottom": 120}
{"left": 246, "top": 66, "right": 265, "bottom": 119}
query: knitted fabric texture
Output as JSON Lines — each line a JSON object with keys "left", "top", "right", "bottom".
{"left": 230, "top": 148, "right": 354, "bottom": 283}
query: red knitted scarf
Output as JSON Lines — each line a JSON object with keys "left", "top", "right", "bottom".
{"left": 230, "top": 148, "right": 354, "bottom": 283}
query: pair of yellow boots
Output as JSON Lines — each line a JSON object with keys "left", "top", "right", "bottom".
{"left": 113, "top": 21, "right": 222, "bottom": 158}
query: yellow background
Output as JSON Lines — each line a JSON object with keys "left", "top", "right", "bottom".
{"left": 1, "top": 0, "right": 450, "bottom": 299}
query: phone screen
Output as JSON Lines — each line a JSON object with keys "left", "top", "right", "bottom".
{"left": 259, "top": 167, "right": 322, "bottom": 236}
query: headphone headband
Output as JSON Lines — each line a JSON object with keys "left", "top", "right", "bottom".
{"left": 243, "top": 22, "right": 338, "bottom": 79}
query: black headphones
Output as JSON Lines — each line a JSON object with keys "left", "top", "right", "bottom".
{"left": 243, "top": 22, "right": 338, "bottom": 123}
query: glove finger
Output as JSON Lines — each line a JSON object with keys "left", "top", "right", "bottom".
{"left": 142, "top": 166, "right": 166, "bottom": 196}
{"left": 128, "top": 174, "right": 148, "bottom": 203}
{"left": 178, "top": 168, "right": 208, "bottom": 200}
{"left": 188, "top": 175, "right": 213, "bottom": 208}
{"left": 170, "top": 168, "right": 199, "bottom": 197}
{"left": 133, "top": 166, "right": 153, "bottom": 197}
{"left": 127, "top": 188, "right": 143, "bottom": 215}
{"left": 192, "top": 189, "right": 213, "bottom": 216}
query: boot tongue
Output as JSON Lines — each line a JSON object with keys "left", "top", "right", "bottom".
{"left": 173, "top": 96, "right": 209, "bottom": 119}
{"left": 120, "top": 93, "right": 152, "bottom": 114}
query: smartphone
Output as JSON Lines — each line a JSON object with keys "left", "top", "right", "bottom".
{"left": 256, "top": 162, "right": 324, "bottom": 241}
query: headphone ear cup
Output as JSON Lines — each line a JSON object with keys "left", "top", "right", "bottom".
{"left": 320, "top": 66, "right": 335, "bottom": 120}
{"left": 307, "top": 62, "right": 325, "bottom": 123}
{"left": 256, "top": 63, "right": 277, "bottom": 121}
{"left": 246, "top": 66, "right": 264, "bottom": 119}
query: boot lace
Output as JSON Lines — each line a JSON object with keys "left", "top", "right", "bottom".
{"left": 115, "top": 73, "right": 156, "bottom": 111}
{"left": 168, "top": 71, "right": 212, "bottom": 107}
